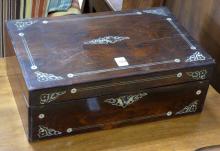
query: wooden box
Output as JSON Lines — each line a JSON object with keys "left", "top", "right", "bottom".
{"left": 5, "top": 7, "right": 215, "bottom": 141}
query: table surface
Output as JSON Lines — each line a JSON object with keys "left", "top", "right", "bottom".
{"left": 1, "top": 58, "right": 220, "bottom": 151}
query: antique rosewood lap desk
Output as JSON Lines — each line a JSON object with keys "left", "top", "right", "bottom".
{"left": 5, "top": 7, "right": 215, "bottom": 141}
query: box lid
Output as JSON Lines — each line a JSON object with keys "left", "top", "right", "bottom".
{"left": 6, "top": 7, "right": 215, "bottom": 106}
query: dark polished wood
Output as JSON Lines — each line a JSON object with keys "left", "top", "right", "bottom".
{"left": 30, "top": 80, "right": 209, "bottom": 141}
{"left": 166, "top": 0, "right": 220, "bottom": 93}
{"left": 5, "top": 7, "right": 215, "bottom": 141}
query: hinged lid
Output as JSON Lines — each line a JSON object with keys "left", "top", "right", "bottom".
{"left": 6, "top": 7, "right": 215, "bottom": 106}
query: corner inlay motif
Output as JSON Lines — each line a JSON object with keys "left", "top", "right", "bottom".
{"left": 40, "top": 91, "right": 66, "bottom": 104}
{"left": 176, "top": 100, "right": 199, "bottom": 115}
{"left": 186, "top": 70, "right": 207, "bottom": 80}
{"left": 38, "top": 126, "right": 62, "bottom": 138}
{"left": 104, "top": 92, "right": 148, "bottom": 108}
{"left": 185, "top": 51, "right": 206, "bottom": 62}
{"left": 15, "top": 20, "right": 37, "bottom": 30}
{"left": 35, "top": 71, "right": 64, "bottom": 82}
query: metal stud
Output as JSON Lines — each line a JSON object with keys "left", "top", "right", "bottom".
{"left": 177, "top": 72, "right": 183, "bottom": 78}
{"left": 190, "top": 46, "right": 197, "bottom": 50}
{"left": 38, "top": 114, "right": 45, "bottom": 119}
{"left": 42, "top": 20, "right": 48, "bottom": 24}
{"left": 18, "top": 33, "right": 24, "bottom": 36}
{"left": 167, "top": 111, "right": 172, "bottom": 116}
{"left": 196, "top": 90, "right": 202, "bottom": 95}
{"left": 71, "top": 88, "right": 77, "bottom": 94}
{"left": 174, "top": 59, "right": 181, "bottom": 63}
{"left": 66, "top": 128, "right": 73, "bottom": 133}
{"left": 67, "top": 73, "right": 74, "bottom": 78}
{"left": 31, "top": 65, "right": 37, "bottom": 70}
{"left": 166, "top": 18, "right": 172, "bottom": 21}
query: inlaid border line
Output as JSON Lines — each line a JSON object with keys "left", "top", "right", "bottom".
{"left": 78, "top": 74, "right": 177, "bottom": 91}
{"left": 48, "top": 11, "right": 143, "bottom": 23}
{"left": 67, "top": 59, "right": 177, "bottom": 78}
{"left": 66, "top": 124, "right": 104, "bottom": 132}
{"left": 166, "top": 18, "right": 197, "bottom": 50}
{"left": 19, "top": 33, "right": 37, "bottom": 70}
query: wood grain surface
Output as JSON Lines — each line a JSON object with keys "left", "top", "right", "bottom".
{"left": 1, "top": 57, "right": 220, "bottom": 150}
{"left": 166, "top": 0, "right": 220, "bottom": 93}
{"left": 122, "top": 0, "right": 164, "bottom": 10}
{"left": 87, "top": 0, "right": 164, "bottom": 12}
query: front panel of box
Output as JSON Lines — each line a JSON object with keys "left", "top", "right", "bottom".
{"left": 30, "top": 66, "right": 212, "bottom": 106}
{"left": 29, "top": 80, "right": 209, "bottom": 141}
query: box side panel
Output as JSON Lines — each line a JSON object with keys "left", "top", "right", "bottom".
{"left": 5, "top": 26, "right": 31, "bottom": 141}
{"left": 30, "top": 80, "right": 209, "bottom": 141}
{"left": 5, "top": 23, "right": 29, "bottom": 101}
{"left": 6, "top": 74, "right": 30, "bottom": 140}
